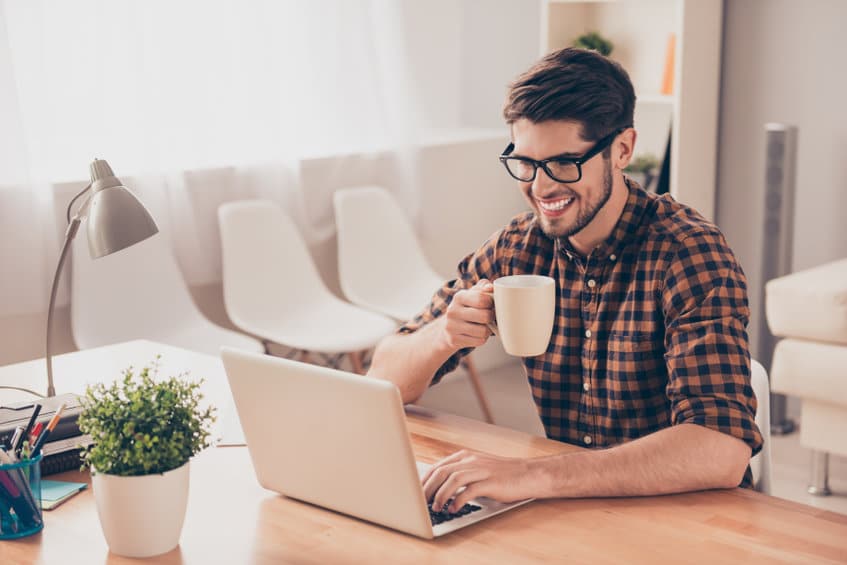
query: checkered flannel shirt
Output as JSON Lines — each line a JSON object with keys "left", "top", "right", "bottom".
{"left": 400, "top": 181, "right": 763, "bottom": 488}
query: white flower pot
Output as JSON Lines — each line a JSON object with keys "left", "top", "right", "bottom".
{"left": 92, "top": 461, "right": 190, "bottom": 558}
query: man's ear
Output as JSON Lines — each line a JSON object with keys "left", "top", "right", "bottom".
{"left": 614, "top": 128, "right": 637, "bottom": 170}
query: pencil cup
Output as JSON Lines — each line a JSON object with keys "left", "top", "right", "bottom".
{"left": 0, "top": 454, "right": 43, "bottom": 539}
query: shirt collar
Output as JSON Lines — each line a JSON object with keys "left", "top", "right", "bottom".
{"left": 557, "top": 177, "right": 651, "bottom": 262}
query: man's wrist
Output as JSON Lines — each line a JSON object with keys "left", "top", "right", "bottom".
{"left": 427, "top": 316, "right": 459, "bottom": 358}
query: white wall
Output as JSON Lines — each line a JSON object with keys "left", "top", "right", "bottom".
{"left": 717, "top": 0, "right": 847, "bottom": 363}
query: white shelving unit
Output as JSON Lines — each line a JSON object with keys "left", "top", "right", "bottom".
{"left": 540, "top": 0, "right": 723, "bottom": 221}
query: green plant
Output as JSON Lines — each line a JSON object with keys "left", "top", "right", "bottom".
{"left": 78, "top": 357, "right": 216, "bottom": 476}
{"left": 573, "top": 31, "right": 613, "bottom": 56}
{"left": 625, "top": 153, "right": 660, "bottom": 175}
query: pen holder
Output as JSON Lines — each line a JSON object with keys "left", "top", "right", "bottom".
{"left": 0, "top": 454, "right": 43, "bottom": 539}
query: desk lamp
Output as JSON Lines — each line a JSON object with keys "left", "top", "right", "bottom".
{"left": 41, "top": 159, "right": 159, "bottom": 396}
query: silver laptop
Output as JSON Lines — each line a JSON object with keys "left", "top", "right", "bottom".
{"left": 221, "top": 347, "right": 532, "bottom": 539}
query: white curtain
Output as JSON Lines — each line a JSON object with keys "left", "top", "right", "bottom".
{"left": 0, "top": 0, "right": 423, "bottom": 318}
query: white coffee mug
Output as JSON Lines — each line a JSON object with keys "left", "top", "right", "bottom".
{"left": 491, "top": 275, "right": 556, "bottom": 357}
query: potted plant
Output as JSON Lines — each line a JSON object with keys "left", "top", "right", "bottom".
{"left": 78, "top": 358, "right": 215, "bottom": 558}
{"left": 573, "top": 31, "right": 614, "bottom": 57}
{"left": 624, "top": 153, "right": 661, "bottom": 191}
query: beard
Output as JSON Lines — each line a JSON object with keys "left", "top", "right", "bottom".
{"left": 539, "top": 156, "right": 613, "bottom": 239}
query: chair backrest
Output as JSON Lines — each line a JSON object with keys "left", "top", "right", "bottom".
{"left": 333, "top": 186, "right": 443, "bottom": 319}
{"left": 750, "top": 359, "right": 772, "bottom": 494}
{"left": 218, "top": 200, "right": 332, "bottom": 331}
{"left": 70, "top": 223, "right": 205, "bottom": 349}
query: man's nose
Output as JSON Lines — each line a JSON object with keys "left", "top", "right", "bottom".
{"left": 531, "top": 166, "right": 558, "bottom": 194}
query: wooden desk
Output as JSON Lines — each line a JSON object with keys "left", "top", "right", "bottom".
{"left": 1, "top": 341, "right": 846, "bottom": 564}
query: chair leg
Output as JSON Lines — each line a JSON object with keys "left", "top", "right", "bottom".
{"left": 348, "top": 351, "right": 364, "bottom": 375}
{"left": 808, "top": 450, "right": 832, "bottom": 496}
{"left": 461, "top": 356, "right": 494, "bottom": 424}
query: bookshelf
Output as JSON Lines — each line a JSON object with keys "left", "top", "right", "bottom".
{"left": 540, "top": 0, "right": 723, "bottom": 221}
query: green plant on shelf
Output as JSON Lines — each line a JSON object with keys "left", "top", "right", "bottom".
{"left": 573, "top": 31, "right": 613, "bottom": 57}
{"left": 78, "top": 356, "right": 216, "bottom": 476}
{"left": 625, "top": 153, "right": 661, "bottom": 190}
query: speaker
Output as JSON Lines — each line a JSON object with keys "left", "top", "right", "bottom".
{"left": 758, "top": 123, "right": 797, "bottom": 435}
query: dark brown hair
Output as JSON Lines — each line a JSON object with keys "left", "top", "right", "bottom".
{"left": 503, "top": 47, "right": 635, "bottom": 142}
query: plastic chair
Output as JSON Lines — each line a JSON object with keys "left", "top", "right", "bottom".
{"left": 750, "top": 359, "right": 772, "bottom": 494}
{"left": 217, "top": 200, "right": 397, "bottom": 373}
{"left": 333, "top": 186, "right": 494, "bottom": 422}
{"left": 71, "top": 224, "right": 263, "bottom": 356}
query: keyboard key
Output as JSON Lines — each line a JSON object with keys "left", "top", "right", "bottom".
{"left": 428, "top": 502, "right": 483, "bottom": 525}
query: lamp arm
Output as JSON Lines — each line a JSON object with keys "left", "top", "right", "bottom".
{"left": 45, "top": 218, "right": 81, "bottom": 397}
{"left": 46, "top": 182, "right": 91, "bottom": 397}
{"left": 66, "top": 183, "right": 91, "bottom": 224}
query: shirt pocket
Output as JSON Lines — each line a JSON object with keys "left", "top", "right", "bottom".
{"left": 604, "top": 331, "right": 667, "bottom": 398}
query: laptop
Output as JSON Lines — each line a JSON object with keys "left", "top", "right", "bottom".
{"left": 220, "top": 347, "right": 532, "bottom": 539}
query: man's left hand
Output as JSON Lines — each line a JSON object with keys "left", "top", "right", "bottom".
{"left": 421, "top": 449, "right": 545, "bottom": 513}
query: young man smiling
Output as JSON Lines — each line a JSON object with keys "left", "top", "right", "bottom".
{"left": 367, "top": 48, "right": 762, "bottom": 512}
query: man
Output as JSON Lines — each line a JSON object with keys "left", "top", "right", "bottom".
{"left": 367, "top": 48, "right": 762, "bottom": 513}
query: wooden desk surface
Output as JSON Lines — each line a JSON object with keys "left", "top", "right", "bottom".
{"left": 1, "top": 342, "right": 846, "bottom": 564}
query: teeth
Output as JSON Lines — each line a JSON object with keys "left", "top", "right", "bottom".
{"left": 537, "top": 197, "right": 573, "bottom": 211}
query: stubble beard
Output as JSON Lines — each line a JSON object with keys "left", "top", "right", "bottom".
{"left": 539, "top": 157, "right": 614, "bottom": 239}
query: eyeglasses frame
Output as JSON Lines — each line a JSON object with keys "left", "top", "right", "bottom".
{"left": 499, "top": 126, "right": 632, "bottom": 184}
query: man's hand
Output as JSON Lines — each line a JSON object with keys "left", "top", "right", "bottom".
{"left": 421, "top": 449, "right": 545, "bottom": 513}
{"left": 438, "top": 279, "right": 496, "bottom": 351}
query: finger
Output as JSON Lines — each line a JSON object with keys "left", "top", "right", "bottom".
{"left": 454, "top": 288, "right": 495, "bottom": 310}
{"left": 420, "top": 450, "right": 468, "bottom": 489}
{"left": 423, "top": 462, "right": 464, "bottom": 503}
{"left": 455, "top": 305, "right": 496, "bottom": 326}
{"left": 474, "top": 279, "right": 494, "bottom": 293}
{"left": 453, "top": 320, "right": 492, "bottom": 341}
{"left": 433, "top": 469, "right": 487, "bottom": 512}
{"left": 450, "top": 483, "right": 484, "bottom": 513}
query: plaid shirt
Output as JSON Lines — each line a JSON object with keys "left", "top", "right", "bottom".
{"left": 400, "top": 181, "right": 763, "bottom": 488}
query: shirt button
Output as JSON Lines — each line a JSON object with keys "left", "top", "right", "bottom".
{"left": 583, "top": 435, "right": 593, "bottom": 445}
{"left": 587, "top": 279, "right": 596, "bottom": 289}
{"left": 610, "top": 254, "right": 617, "bottom": 261}
{"left": 583, "top": 381, "right": 590, "bottom": 392}
{"left": 584, "top": 329, "right": 592, "bottom": 338}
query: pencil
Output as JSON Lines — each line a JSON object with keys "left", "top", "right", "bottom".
{"left": 31, "top": 402, "right": 66, "bottom": 457}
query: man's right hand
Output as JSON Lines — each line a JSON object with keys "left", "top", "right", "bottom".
{"left": 438, "top": 279, "right": 496, "bottom": 351}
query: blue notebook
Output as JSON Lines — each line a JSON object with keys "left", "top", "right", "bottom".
{"left": 40, "top": 480, "right": 87, "bottom": 510}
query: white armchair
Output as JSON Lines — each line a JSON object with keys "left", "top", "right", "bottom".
{"left": 766, "top": 258, "right": 847, "bottom": 495}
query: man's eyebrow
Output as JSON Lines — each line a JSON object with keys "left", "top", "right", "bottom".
{"left": 511, "top": 149, "right": 582, "bottom": 160}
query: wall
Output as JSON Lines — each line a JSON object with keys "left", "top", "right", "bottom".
{"left": 718, "top": 1, "right": 847, "bottom": 419}
{"left": 717, "top": 0, "right": 847, "bottom": 358}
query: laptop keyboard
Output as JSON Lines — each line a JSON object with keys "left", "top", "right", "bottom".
{"left": 428, "top": 501, "right": 482, "bottom": 525}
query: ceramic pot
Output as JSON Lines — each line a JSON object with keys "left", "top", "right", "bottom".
{"left": 92, "top": 461, "right": 190, "bottom": 558}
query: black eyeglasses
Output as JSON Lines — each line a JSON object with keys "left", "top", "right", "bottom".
{"left": 499, "top": 126, "right": 631, "bottom": 183}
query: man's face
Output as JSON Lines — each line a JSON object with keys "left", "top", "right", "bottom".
{"left": 510, "top": 119, "right": 613, "bottom": 239}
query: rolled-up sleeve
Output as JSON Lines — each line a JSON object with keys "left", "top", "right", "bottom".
{"left": 398, "top": 230, "right": 502, "bottom": 384}
{"left": 662, "top": 230, "right": 763, "bottom": 458}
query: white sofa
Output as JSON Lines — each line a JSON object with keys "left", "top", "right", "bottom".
{"left": 766, "top": 258, "right": 847, "bottom": 495}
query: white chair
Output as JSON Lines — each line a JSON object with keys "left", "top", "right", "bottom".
{"left": 217, "top": 200, "right": 397, "bottom": 373}
{"left": 767, "top": 258, "right": 847, "bottom": 496}
{"left": 333, "top": 186, "right": 494, "bottom": 422}
{"left": 71, "top": 225, "right": 263, "bottom": 356}
{"left": 750, "top": 359, "right": 772, "bottom": 494}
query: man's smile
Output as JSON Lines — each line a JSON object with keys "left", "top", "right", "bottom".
{"left": 535, "top": 195, "right": 575, "bottom": 217}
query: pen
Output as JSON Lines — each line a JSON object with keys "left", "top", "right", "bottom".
{"left": 31, "top": 402, "right": 66, "bottom": 457}
{"left": 28, "top": 422, "right": 43, "bottom": 447}
{"left": 21, "top": 403, "right": 42, "bottom": 449}
{"left": 9, "top": 427, "right": 24, "bottom": 456}
{"left": 0, "top": 448, "right": 39, "bottom": 529}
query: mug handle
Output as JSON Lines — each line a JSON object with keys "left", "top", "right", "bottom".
{"left": 482, "top": 285, "right": 498, "bottom": 336}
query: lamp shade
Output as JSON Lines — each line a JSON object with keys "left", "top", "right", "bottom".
{"left": 85, "top": 159, "right": 159, "bottom": 259}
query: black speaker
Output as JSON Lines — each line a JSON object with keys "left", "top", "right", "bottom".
{"left": 758, "top": 123, "right": 797, "bottom": 435}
